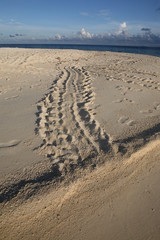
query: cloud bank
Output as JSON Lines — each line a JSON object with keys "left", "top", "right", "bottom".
{"left": 0, "top": 22, "right": 160, "bottom": 46}
{"left": 50, "top": 22, "right": 160, "bottom": 46}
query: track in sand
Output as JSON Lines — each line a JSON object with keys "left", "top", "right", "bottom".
{"left": 35, "top": 66, "right": 111, "bottom": 175}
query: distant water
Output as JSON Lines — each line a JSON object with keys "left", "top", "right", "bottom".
{"left": 0, "top": 44, "right": 160, "bottom": 57}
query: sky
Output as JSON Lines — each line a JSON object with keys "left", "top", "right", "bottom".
{"left": 0, "top": 0, "right": 160, "bottom": 46}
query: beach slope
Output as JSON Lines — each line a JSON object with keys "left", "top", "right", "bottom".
{"left": 0, "top": 48, "right": 160, "bottom": 239}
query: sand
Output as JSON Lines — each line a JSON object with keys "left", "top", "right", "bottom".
{"left": 0, "top": 48, "right": 160, "bottom": 239}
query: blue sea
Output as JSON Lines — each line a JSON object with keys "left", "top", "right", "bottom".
{"left": 0, "top": 44, "right": 160, "bottom": 57}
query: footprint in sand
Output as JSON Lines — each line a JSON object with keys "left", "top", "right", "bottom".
{"left": 153, "top": 102, "right": 160, "bottom": 111}
{"left": 140, "top": 109, "right": 153, "bottom": 114}
{"left": 118, "top": 117, "right": 136, "bottom": 127}
{"left": 124, "top": 98, "right": 135, "bottom": 103}
{"left": 136, "top": 88, "right": 143, "bottom": 92}
{"left": 118, "top": 116, "right": 129, "bottom": 124}
{"left": 0, "top": 139, "right": 21, "bottom": 148}
{"left": 113, "top": 98, "right": 135, "bottom": 104}
{"left": 5, "top": 95, "right": 19, "bottom": 100}
{"left": 156, "top": 105, "right": 160, "bottom": 111}
{"left": 113, "top": 99, "right": 123, "bottom": 103}
{"left": 126, "top": 120, "right": 136, "bottom": 126}
{"left": 126, "top": 80, "right": 134, "bottom": 84}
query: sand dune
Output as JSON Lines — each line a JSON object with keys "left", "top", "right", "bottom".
{"left": 0, "top": 48, "right": 160, "bottom": 239}
{"left": 1, "top": 139, "right": 160, "bottom": 240}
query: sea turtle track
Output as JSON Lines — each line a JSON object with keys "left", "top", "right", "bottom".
{"left": 35, "top": 66, "right": 111, "bottom": 174}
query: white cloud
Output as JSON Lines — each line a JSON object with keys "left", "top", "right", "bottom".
{"left": 121, "top": 22, "right": 127, "bottom": 29}
{"left": 77, "top": 28, "right": 92, "bottom": 39}
{"left": 117, "top": 21, "right": 127, "bottom": 35}
{"left": 55, "top": 34, "right": 63, "bottom": 40}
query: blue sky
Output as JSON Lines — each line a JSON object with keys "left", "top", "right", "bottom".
{"left": 0, "top": 0, "right": 160, "bottom": 45}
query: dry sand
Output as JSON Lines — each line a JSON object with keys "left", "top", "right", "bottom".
{"left": 0, "top": 48, "right": 160, "bottom": 239}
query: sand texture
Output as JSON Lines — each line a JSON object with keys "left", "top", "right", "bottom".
{"left": 0, "top": 48, "right": 160, "bottom": 239}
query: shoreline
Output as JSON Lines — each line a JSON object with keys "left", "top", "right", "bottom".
{"left": 0, "top": 45, "right": 160, "bottom": 58}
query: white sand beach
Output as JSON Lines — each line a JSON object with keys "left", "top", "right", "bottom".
{"left": 0, "top": 48, "right": 160, "bottom": 239}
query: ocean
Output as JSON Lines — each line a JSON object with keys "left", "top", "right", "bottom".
{"left": 0, "top": 44, "right": 160, "bottom": 57}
